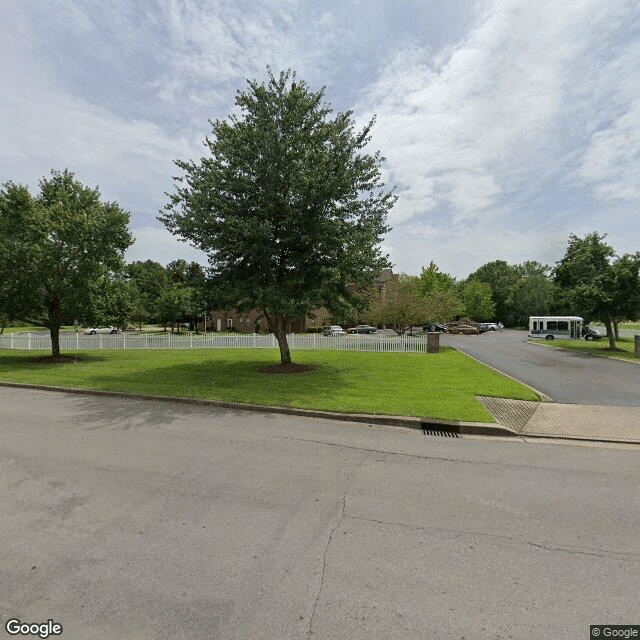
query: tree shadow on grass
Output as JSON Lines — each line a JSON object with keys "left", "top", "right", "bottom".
{"left": 63, "top": 355, "right": 349, "bottom": 431}
{"left": 0, "top": 352, "right": 110, "bottom": 366}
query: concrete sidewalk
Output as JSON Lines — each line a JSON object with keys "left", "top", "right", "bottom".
{"left": 477, "top": 396, "right": 640, "bottom": 444}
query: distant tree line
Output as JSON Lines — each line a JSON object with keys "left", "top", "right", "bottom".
{"left": 1, "top": 68, "right": 638, "bottom": 360}
{"left": 356, "top": 235, "right": 640, "bottom": 351}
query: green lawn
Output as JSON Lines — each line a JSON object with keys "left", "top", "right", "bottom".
{"left": 1, "top": 325, "right": 50, "bottom": 334}
{"left": 0, "top": 347, "right": 539, "bottom": 422}
{"left": 591, "top": 322, "right": 640, "bottom": 332}
{"left": 529, "top": 336, "right": 639, "bottom": 362}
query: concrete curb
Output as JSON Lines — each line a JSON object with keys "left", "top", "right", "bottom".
{"left": 519, "top": 431, "right": 640, "bottom": 445}
{"left": 0, "top": 380, "right": 519, "bottom": 438}
{"left": 2, "top": 381, "right": 637, "bottom": 445}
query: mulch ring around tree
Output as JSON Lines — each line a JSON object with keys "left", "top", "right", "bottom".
{"left": 35, "top": 356, "right": 79, "bottom": 364}
{"left": 259, "top": 363, "right": 312, "bottom": 374}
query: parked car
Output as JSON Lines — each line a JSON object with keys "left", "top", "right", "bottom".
{"left": 347, "top": 324, "right": 377, "bottom": 334}
{"left": 479, "top": 322, "right": 499, "bottom": 333}
{"left": 448, "top": 324, "right": 480, "bottom": 335}
{"left": 83, "top": 326, "right": 117, "bottom": 335}
{"left": 583, "top": 328, "right": 602, "bottom": 341}
{"left": 322, "top": 325, "right": 346, "bottom": 336}
{"left": 423, "top": 323, "right": 448, "bottom": 333}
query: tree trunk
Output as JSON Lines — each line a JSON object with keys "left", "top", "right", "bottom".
{"left": 613, "top": 320, "right": 619, "bottom": 339}
{"left": 604, "top": 319, "right": 616, "bottom": 350}
{"left": 266, "top": 312, "right": 292, "bottom": 364}
{"left": 48, "top": 298, "right": 61, "bottom": 357}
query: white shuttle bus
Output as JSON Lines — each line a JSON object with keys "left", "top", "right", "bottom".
{"left": 529, "top": 316, "right": 583, "bottom": 340}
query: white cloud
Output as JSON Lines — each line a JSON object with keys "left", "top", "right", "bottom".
{"left": 355, "top": 0, "right": 640, "bottom": 274}
{"left": 126, "top": 226, "right": 209, "bottom": 267}
{"left": 0, "top": 69, "right": 200, "bottom": 222}
{"left": 2, "top": 0, "right": 639, "bottom": 278}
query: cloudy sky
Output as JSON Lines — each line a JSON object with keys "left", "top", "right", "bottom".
{"left": 2, "top": 0, "right": 639, "bottom": 278}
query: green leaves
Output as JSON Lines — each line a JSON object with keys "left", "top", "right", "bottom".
{"left": 0, "top": 169, "right": 133, "bottom": 355}
{"left": 160, "top": 68, "right": 395, "bottom": 361}
{"left": 553, "top": 232, "right": 640, "bottom": 348}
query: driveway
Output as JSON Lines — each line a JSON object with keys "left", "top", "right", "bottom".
{"left": 441, "top": 329, "right": 640, "bottom": 406}
{"left": 0, "top": 387, "right": 638, "bottom": 639}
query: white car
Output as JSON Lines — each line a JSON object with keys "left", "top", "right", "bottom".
{"left": 323, "top": 325, "right": 346, "bottom": 336}
{"left": 83, "top": 326, "right": 117, "bottom": 335}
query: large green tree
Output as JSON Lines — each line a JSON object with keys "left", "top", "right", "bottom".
{"left": 554, "top": 232, "right": 640, "bottom": 349}
{"left": 458, "top": 279, "right": 496, "bottom": 321}
{"left": 0, "top": 170, "right": 133, "bottom": 357}
{"left": 160, "top": 69, "right": 395, "bottom": 364}
{"left": 506, "top": 261, "right": 557, "bottom": 327}
{"left": 164, "top": 259, "right": 209, "bottom": 331}
{"left": 126, "top": 260, "right": 171, "bottom": 324}
{"left": 418, "top": 261, "right": 457, "bottom": 293}
{"left": 466, "top": 259, "right": 519, "bottom": 324}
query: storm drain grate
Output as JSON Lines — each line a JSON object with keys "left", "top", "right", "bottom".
{"left": 421, "top": 425, "right": 459, "bottom": 438}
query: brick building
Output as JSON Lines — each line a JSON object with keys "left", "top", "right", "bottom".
{"left": 200, "top": 269, "right": 395, "bottom": 333}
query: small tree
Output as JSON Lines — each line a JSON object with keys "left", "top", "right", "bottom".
{"left": 160, "top": 68, "right": 394, "bottom": 365}
{"left": 365, "top": 275, "right": 462, "bottom": 336}
{"left": 0, "top": 170, "right": 133, "bottom": 357}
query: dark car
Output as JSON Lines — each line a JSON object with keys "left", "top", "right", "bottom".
{"left": 583, "top": 328, "right": 602, "bottom": 341}
{"left": 423, "top": 323, "right": 447, "bottom": 333}
{"left": 347, "top": 324, "right": 377, "bottom": 334}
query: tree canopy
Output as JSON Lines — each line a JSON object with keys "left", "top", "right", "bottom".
{"left": 365, "top": 274, "right": 464, "bottom": 335}
{"left": 458, "top": 279, "right": 496, "bottom": 321}
{"left": 466, "top": 260, "right": 518, "bottom": 323}
{"left": 554, "top": 232, "right": 640, "bottom": 349}
{"left": 0, "top": 169, "right": 133, "bottom": 357}
{"left": 160, "top": 69, "right": 395, "bottom": 364}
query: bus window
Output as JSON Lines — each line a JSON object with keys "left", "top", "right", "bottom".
{"left": 532, "top": 321, "right": 538, "bottom": 330}
{"left": 547, "top": 321, "right": 557, "bottom": 330}
{"left": 558, "top": 321, "right": 568, "bottom": 330}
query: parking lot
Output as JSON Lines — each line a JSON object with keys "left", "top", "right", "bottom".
{"left": 441, "top": 329, "right": 640, "bottom": 406}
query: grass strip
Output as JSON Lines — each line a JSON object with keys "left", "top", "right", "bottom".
{"left": 0, "top": 347, "right": 539, "bottom": 423}
{"left": 529, "top": 337, "right": 639, "bottom": 362}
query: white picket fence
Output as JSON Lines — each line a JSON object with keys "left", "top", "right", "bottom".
{"left": 0, "top": 332, "right": 433, "bottom": 353}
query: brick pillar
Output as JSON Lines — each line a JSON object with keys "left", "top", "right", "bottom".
{"left": 427, "top": 332, "right": 440, "bottom": 353}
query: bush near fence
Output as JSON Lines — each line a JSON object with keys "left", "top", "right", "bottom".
{"left": 0, "top": 333, "right": 433, "bottom": 353}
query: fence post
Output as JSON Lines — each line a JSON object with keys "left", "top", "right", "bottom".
{"left": 190, "top": 334, "right": 193, "bottom": 349}
{"left": 11, "top": 333, "right": 14, "bottom": 349}
{"left": 123, "top": 332, "right": 126, "bottom": 350}
{"left": 28, "top": 333, "right": 31, "bottom": 350}
{"left": 76, "top": 333, "right": 79, "bottom": 350}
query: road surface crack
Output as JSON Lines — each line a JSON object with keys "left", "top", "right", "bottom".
{"left": 345, "top": 515, "right": 639, "bottom": 560}
{"left": 307, "top": 485, "right": 348, "bottom": 639}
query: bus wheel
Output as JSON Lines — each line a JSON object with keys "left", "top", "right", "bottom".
{"left": 545, "top": 335, "right": 554, "bottom": 341}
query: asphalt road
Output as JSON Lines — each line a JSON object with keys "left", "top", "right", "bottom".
{"left": 1, "top": 386, "right": 638, "bottom": 640}
{"left": 441, "top": 329, "right": 640, "bottom": 406}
